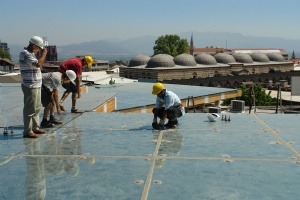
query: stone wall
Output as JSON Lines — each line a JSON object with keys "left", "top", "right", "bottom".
{"left": 119, "top": 62, "right": 294, "bottom": 83}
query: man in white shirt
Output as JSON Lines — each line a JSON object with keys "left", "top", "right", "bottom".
{"left": 40, "top": 70, "right": 76, "bottom": 128}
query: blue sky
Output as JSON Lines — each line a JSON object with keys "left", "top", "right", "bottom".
{"left": 1, "top": 0, "right": 300, "bottom": 46}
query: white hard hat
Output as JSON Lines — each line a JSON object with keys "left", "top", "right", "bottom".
{"left": 66, "top": 70, "right": 76, "bottom": 82}
{"left": 207, "top": 113, "right": 220, "bottom": 122}
{"left": 29, "top": 36, "right": 44, "bottom": 49}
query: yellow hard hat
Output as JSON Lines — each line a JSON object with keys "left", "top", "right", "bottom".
{"left": 152, "top": 82, "right": 164, "bottom": 95}
{"left": 84, "top": 56, "right": 94, "bottom": 68}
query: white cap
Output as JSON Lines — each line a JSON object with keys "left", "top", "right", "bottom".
{"left": 29, "top": 36, "right": 44, "bottom": 49}
{"left": 207, "top": 113, "right": 220, "bottom": 122}
{"left": 66, "top": 70, "right": 76, "bottom": 82}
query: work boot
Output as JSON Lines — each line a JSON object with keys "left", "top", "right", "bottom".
{"left": 165, "top": 121, "right": 179, "bottom": 129}
{"left": 49, "top": 116, "right": 63, "bottom": 124}
{"left": 71, "top": 109, "right": 83, "bottom": 113}
{"left": 40, "top": 120, "right": 55, "bottom": 128}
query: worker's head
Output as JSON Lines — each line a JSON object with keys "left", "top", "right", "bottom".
{"left": 83, "top": 56, "right": 93, "bottom": 68}
{"left": 152, "top": 82, "right": 165, "bottom": 96}
{"left": 28, "top": 36, "right": 44, "bottom": 53}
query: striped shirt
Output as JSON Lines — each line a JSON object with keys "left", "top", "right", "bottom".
{"left": 155, "top": 89, "right": 181, "bottom": 110}
{"left": 19, "top": 49, "right": 42, "bottom": 88}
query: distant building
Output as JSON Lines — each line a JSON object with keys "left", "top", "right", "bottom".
{"left": 189, "top": 34, "right": 289, "bottom": 59}
{"left": 36, "top": 37, "right": 58, "bottom": 62}
{"left": 0, "top": 40, "right": 10, "bottom": 54}
{"left": 119, "top": 35, "right": 293, "bottom": 84}
{"left": 0, "top": 40, "right": 14, "bottom": 73}
{"left": 75, "top": 56, "right": 109, "bottom": 72}
{"left": 0, "top": 58, "right": 14, "bottom": 73}
{"left": 120, "top": 52, "right": 293, "bottom": 83}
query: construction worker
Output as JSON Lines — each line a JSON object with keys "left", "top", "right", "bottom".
{"left": 20, "top": 36, "right": 47, "bottom": 138}
{"left": 57, "top": 56, "right": 93, "bottom": 113}
{"left": 151, "top": 82, "right": 185, "bottom": 130}
{"left": 40, "top": 70, "right": 76, "bottom": 128}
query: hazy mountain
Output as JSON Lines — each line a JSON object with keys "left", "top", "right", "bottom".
{"left": 179, "top": 32, "right": 299, "bottom": 52}
{"left": 8, "top": 31, "right": 300, "bottom": 63}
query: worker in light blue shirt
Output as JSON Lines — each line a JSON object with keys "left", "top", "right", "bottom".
{"left": 151, "top": 82, "right": 185, "bottom": 129}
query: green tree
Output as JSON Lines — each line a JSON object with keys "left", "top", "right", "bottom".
{"left": 153, "top": 34, "right": 189, "bottom": 57}
{"left": 0, "top": 48, "right": 11, "bottom": 61}
{"left": 222, "top": 84, "right": 276, "bottom": 106}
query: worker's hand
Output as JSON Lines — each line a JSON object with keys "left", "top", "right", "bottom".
{"left": 42, "top": 48, "right": 47, "bottom": 55}
{"left": 57, "top": 106, "right": 61, "bottom": 116}
{"left": 152, "top": 120, "right": 165, "bottom": 130}
{"left": 159, "top": 119, "right": 165, "bottom": 126}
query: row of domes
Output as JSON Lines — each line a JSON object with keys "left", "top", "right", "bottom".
{"left": 128, "top": 53, "right": 286, "bottom": 68}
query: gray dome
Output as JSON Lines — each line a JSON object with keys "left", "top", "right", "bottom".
{"left": 250, "top": 53, "right": 270, "bottom": 62}
{"left": 174, "top": 54, "right": 197, "bottom": 66}
{"left": 128, "top": 54, "right": 150, "bottom": 67}
{"left": 146, "top": 54, "right": 175, "bottom": 68}
{"left": 214, "top": 53, "right": 236, "bottom": 64}
{"left": 232, "top": 53, "right": 253, "bottom": 63}
{"left": 195, "top": 53, "right": 217, "bottom": 65}
{"left": 266, "top": 53, "right": 285, "bottom": 62}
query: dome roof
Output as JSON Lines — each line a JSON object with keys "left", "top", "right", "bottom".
{"left": 174, "top": 54, "right": 197, "bottom": 66}
{"left": 250, "top": 53, "right": 270, "bottom": 62}
{"left": 146, "top": 54, "right": 175, "bottom": 68}
{"left": 214, "top": 53, "right": 236, "bottom": 64}
{"left": 266, "top": 53, "right": 285, "bottom": 62}
{"left": 232, "top": 53, "right": 253, "bottom": 63}
{"left": 195, "top": 53, "right": 217, "bottom": 65}
{"left": 128, "top": 54, "right": 150, "bottom": 67}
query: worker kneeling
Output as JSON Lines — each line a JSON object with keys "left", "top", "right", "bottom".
{"left": 152, "top": 82, "right": 185, "bottom": 130}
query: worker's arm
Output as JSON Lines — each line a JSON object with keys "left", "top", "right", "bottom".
{"left": 52, "top": 89, "right": 61, "bottom": 116}
{"left": 36, "top": 48, "right": 47, "bottom": 68}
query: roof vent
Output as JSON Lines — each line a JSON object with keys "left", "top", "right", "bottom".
{"left": 231, "top": 100, "right": 245, "bottom": 112}
{"left": 208, "top": 107, "right": 221, "bottom": 113}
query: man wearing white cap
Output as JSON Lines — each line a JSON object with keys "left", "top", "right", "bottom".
{"left": 20, "top": 36, "right": 47, "bottom": 138}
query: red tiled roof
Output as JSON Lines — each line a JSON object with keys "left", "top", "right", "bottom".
{"left": 0, "top": 58, "right": 14, "bottom": 66}
{"left": 193, "top": 48, "right": 228, "bottom": 53}
{"left": 193, "top": 48, "right": 287, "bottom": 54}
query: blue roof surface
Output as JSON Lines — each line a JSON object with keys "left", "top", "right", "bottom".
{"left": 1, "top": 83, "right": 300, "bottom": 199}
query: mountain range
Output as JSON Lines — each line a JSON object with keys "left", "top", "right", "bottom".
{"left": 8, "top": 31, "right": 300, "bottom": 63}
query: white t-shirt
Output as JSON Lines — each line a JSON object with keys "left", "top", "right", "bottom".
{"left": 42, "top": 72, "right": 62, "bottom": 90}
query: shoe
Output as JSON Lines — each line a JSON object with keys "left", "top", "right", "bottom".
{"left": 40, "top": 120, "right": 55, "bottom": 128}
{"left": 60, "top": 105, "right": 66, "bottom": 111}
{"left": 165, "top": 121, "right": 179, "bottom": 129}
{"left": 33, "top": 129, "right": 46, "bottom": 134}
{"left": 152, "top": 122, "right": 164, "bottom": 130}
{"left": 49, "top": 117, "right": 63, "bottom": 124}
{"left": 23, "top": 133, "right": 39, "bottom": 138}
{"left": 71, "top": 109, "right": 83, "bottom": 113}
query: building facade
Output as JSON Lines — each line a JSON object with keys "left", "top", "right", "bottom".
{"left": 120, "top": 53, "right": 294, "bottom": 83}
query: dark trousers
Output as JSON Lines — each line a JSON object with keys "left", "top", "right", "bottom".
{"left": 62, "top": 82, "right": 77, "bottom": 93}
{"left": 152, "top": 106, "right": 182, "bottom": 123}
